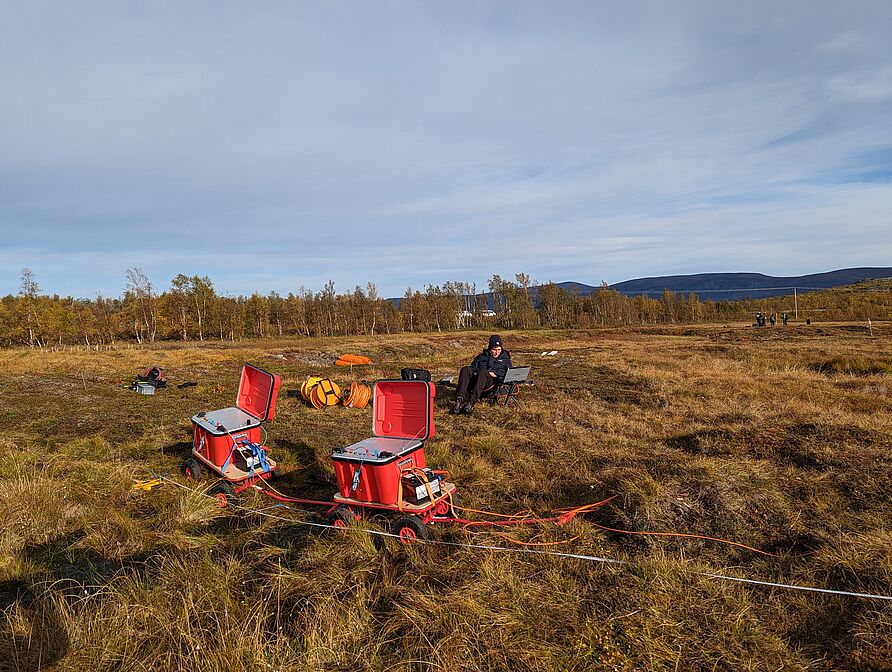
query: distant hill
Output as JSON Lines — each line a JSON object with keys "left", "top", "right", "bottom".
{"left": 606, "top": 267, "right": 892, "bottom": 301}
{"left": 388, "top": 268, "right": 892, "bottom": 305}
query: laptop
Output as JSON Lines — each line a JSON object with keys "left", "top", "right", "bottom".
{"left": 502, "top": 366, "right": 531, "bottom": 383}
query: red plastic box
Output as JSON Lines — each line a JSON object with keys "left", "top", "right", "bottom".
{"left": 331, "top": 380, "right": 435, "bottom": 505}
{"left": 192, "top": 363, "right": 281, "bottom": 470}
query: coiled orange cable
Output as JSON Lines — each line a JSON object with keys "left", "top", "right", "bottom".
{"left": 342, "top": 382, "right": 372, "bottom": 408}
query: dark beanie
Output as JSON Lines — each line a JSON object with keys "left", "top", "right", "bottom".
{"left": 488, "top": 335, "right": 502, "bottom": 349}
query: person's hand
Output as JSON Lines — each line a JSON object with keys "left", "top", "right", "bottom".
{"left": 488, "top": 371, "right": 497, "bottom": 377}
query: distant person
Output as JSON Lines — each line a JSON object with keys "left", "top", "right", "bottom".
{"left": 806, "top": 318, "right": 811, "bottom": 325}
{"left": 782, "top": 313, "right": 788, "bottom": 326}
{"left": 451, "top": 335, "right": 512, "bottom": 416}
{"left": 770, "top": 314, "right": 776, "bottom": 327}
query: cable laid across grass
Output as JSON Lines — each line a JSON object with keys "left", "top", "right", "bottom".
{"left": 589, "top": 521, "right": 777, "bottom": 557}
{"left": 152, "top": 474, "right": 892, "bottom": 602}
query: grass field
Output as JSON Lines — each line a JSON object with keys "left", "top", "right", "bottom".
{"left": 1, "top": 323, "right": 891, "bottom": 671}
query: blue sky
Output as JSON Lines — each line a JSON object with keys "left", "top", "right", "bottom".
{"left": 1, "top": 1, "right": 891, "bottom": 298}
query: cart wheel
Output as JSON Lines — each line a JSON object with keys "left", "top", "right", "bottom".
{"left": 391, "top": 515, "right": 430, "bottom": 545}
{"left": 208, "top": 481, "right": 238, "bottom": 508}
{"left": 434, "top": 490, "right": 461, "bottom": 517}
{"left": 433, "top": 497, "right": 449, "bottom": 516}
{"left": 447, "top": 490, "right": 462, "bottom": 517}
{"left": 326, "top": 508, "right": 355, "bottom": 530}
{"left": 182, "top": 456, "right": 204, "bottom": 481}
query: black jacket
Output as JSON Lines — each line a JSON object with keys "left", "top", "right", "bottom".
{"left": 470, "top": 348, "right": 512, "bottom": 380}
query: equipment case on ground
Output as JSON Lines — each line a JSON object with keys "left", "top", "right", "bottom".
{"left": 191, "top": 363, "right": 281, "bottom": 480}
{"left": 331, "top": 379, "right": 435, "bottom": 506}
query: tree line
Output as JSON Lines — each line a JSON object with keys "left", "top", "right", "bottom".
{"left": 2, "top": 268, "right": 890, "bottom": 348}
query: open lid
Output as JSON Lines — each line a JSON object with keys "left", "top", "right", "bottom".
{"left": 372, "top": 380, "right": 435, "bottom": 440}
{"left": 236, "top": 363, "right": 281, "bottom": 421}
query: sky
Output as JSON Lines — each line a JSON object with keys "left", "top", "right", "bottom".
{"left": 1, "top": 1, "right": 891, "bottom": 299}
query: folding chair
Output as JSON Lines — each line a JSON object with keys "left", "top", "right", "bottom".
{"left": 484, "top": 366, "right": 531, "bottom": 408}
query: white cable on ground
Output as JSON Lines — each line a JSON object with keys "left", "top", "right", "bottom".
{"left": 696, "top": 572, "right": 892, "bottom": 601}
{"left": 158, "top": 475, "right": 892, "bottom": 602}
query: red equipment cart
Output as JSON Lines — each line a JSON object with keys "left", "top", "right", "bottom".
{"left": 182, "top": 363, "right": 281, "bottom": 504}
{"left": 251, "top": 379, "right": 458, "bottom": 543}
{"left": 182, "top": 375, "right": 598, "bottom": 545}
{"left": 328, "top": 379, "right": 457, "bottom": 542}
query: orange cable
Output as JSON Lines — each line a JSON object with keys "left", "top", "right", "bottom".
{"left": 488, "top": 530, "right": 584, "bottom": 547}
{"left": 553, "top": 497, "right": 618, "bottom": 524}
{"left": 454, "top": 505, "right": 537, "bottom": 520}
{"left": 453, "top": 496, "right": 615, "bottom": 524}
{"left": 260, "top": 476, "right": 293, "bottom": 499}
{"left": 552, "top": 495, "right": 618, "bottom": 514}
{"left": 590, "top": 522, "right": 776, "bottom": 557}
{"left": 407, "top": 466, "right": 438, "bottom": 507}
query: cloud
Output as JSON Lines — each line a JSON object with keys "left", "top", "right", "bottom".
{"left": 825, "top": 67, "right": 892, "bottom": 102}
{"left": 1, "top": 1, "right": 891, "bottom": 298}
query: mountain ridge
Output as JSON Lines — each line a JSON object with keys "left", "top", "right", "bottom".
{"left": 387, "top": 267, "right": 892, "bottom": 305}
{"left": 577, "top": 267, "right": 892, "bottom": 301}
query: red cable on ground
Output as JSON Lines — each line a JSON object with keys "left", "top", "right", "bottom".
{"left": 456, "top": 496, "right": 617, "bottom": 528}
{"left": 459, "top": 497, "right": 616, "bottom": 544}
{"left": 256, "top": 478, "right": 772, "bottom": 556}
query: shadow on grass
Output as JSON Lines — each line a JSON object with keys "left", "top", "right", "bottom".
{"left": 161, "top": 440, "right": 193, "bottom": 460}
{"left": 20, "top": 533, "right": 150, "bottom": 601}
{"left": 665, "top": 423, "right": 878, "bottom": 471}
{"left": 0, "top": 579, "right": 69, "bottom": 672}
{"left": 263, "top": 520, "right": 319, "bottom": 558}
{"left": 786, "top": 599, "right": 866, "bottom": 668}
{"left": 2, "top": 533, "right": 156, "bottom": 671}
{"left": 271, "top": 438, "right": 317, "bottom": 466}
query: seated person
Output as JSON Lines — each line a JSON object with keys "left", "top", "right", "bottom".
{"left": 451, "top": 335, "right": 512, "bottom": 416}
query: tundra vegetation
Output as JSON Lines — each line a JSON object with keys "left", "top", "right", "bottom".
{"left": 1, "top": 321, "right": 891, "bottom": 670}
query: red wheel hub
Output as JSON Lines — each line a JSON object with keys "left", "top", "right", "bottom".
{"left": 398, "top": 527, "right": 417, "bottom": 544}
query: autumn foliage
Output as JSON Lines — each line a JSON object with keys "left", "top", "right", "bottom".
{"left": 3, "top": 268, "right": 890, "bottom": 348}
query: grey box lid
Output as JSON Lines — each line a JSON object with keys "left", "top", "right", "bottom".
{"left": 191, "top": 407, "right": 260, "bottom": 435}
{"left": 331, "top": 437, "right": 423, "bottom": 463}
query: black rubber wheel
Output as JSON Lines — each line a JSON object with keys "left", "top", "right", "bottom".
{"left": 326, "top": 507, "right": 355, "bottom": 530}
{"left": 391, "top": 515, "right": 430, "bottom": 545}
{"left": 207, "top": 480, "right": 238, "bottom": 508}
{"left": 182, "top": 456, "right": 204, "bottom": 481}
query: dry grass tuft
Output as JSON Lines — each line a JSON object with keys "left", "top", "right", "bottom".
{"left": 1, "top": 324, "right": 892, "bottom": 669}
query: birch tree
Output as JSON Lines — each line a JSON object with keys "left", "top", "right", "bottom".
{"left": 125, "top": 267, "right": 158, "bottom": 343}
